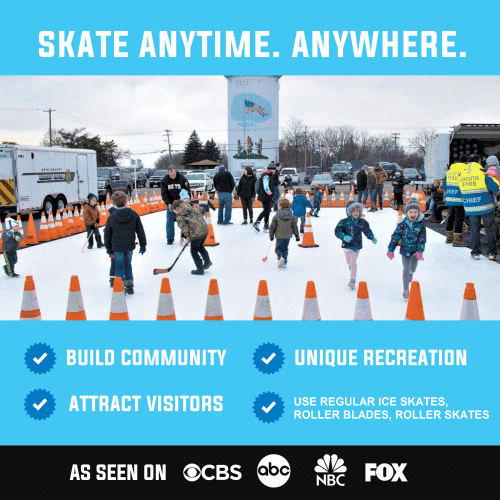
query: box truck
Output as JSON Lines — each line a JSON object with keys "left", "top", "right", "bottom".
{"left": 0, "top": 143, "right": 97, "bottom": 215}
{"left": 424, "top": 124, "right": 500, "bottom": 183}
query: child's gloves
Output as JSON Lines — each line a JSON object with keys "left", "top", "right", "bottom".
{"left": 266, "top": 190, "right": 273, "bottom": 196}
{"left": 343, "top": 235, "right": 353, "bottom": 243}
{"left": 387, "top": 251, "right": 394, "bottom": 260}
{"left": 415, "top": 252, "right": 424, "bottom": 261}
{"left": 372, "top": 238, "right": 377, "bottom": 244}
{"left": 139, "top": 246, "right": 146, "bottom": 255}
{"left": 295, "top": 235, "right": 300, "bottom": 242}
{"left": 14, "top": 233, "right": 22, "bottom": 242}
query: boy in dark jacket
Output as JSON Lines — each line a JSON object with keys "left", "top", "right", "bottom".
{"left": 311, "top": 186, "right": 323, "bottom": 217}
{"left": 387, "top": 197, "right": 427, "bottom": 299}
{"left": 236, "top": 166, "right": 256, "bottom": 225}
{"left": 291, "top": 187, "right": 312, "bottom": 234}
{"left": 82, "top": 193, "right": 103, "bottom": 249}
{"left": 269, "top": 198, "right": 300, "bottom": 269}
{"left": 335, "top": 201, "right": 377, "bottom": 289}
{"left": 104, "top": 191, "right": 147, "bottom": 295}
{"left": 172, "top": 199, "right": 211, "bottom": 275}
{"left": 2, "top": 217, "right": 22, "bottom": 277}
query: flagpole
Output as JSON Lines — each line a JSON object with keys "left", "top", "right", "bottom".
{"left": 243, "top": 101, "right": 246, "bottom": 155}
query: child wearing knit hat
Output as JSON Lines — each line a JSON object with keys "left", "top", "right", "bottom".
{"left": 387, "top": 196, "right": 427, "bottom": 299}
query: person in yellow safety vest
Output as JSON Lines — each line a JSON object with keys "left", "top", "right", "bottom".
{"left": 457, "top": 154, "right": 500, "bottom": 260}
{"left": 443, "top": 154, "right": 468, "bottom": 247}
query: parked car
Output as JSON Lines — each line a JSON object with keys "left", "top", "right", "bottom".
{"left": 97, "top": 168, "right": 134, "bottom": 200}
{"left": 310, "top": 174, "right": 336, "bottom": 194}
{"left": 186, "top": 171, "right": 214, "bottom": 193}
{"left": 379, "top": 162, "right": 402, "bottom": 180}
{"left": 149, "top": 170, "right": 168, "bottom": 188}
{"left": 279, "top": 168, "right": 299, "bottom": 185}
{"left": 403, "top": 168, "right": 423, "bottom": 181}
{"left": 330, "top": 163, "right": 353, "bottom": 184}
{"left": 417, "top": 169, "right": 426, "bottom": 181}
{"left": 131, "top": 171, "right": 148, "bottom": 188}
{"left": 140, "top": 167, "right": 154, "bottom": 178}
{"left": 304, "top": 166, "right": 321, "bottom": 184}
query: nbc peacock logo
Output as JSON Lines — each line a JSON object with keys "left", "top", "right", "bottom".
{"left": 315, "top": 454, "right": 347, "bottom": 487}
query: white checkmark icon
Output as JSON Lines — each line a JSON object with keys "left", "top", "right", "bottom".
{"left": 262, "top": 401, "right": 276, "bottom": 413}
{"left": 33, "top": 353, "right": 47, "bottom": 365}
{"left": 262, "top": 353, "right": 276, "bottom": 364}
{"left": 33, "top": 399, "right": 47, "bottom": 411}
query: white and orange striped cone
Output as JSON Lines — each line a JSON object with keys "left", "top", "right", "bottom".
{"left": 353, "top": 281, "right": 373, "bottom": 320}
{"left": 348, "top": 189, "right": 354, "bottom": 202}
{"left": 339, "top": 191, "right": 345, "bottom": 207}
{"left": 383, "top": 190, "right": 390, "bottom": 207}
{"left": 55, "top": 210, "right": 65, "bottom": 238}
{"left": 204, "top": 211, "right": 220, "bottom": 247}
{"left": 204, "top": 279, "right": 223, "bottom": 320}
{"left": 38, "top": 213, "right": 51, "bottom": 242}
{"left": 48, "top": 211, "right": 58, "bottom": 240}
{"left": 405, "top": 281, "right": 425, "bottom": 320}
{"left": 67, "top": 208, "right": 76, "bottom": 236}
{"left": 405, "top": 190, "right": 411, "bottom": 204}
{"left": 213, "top": 192, "right": 219, "bottom": 209}
{"left": 25, "top": 213, "right": 38, "bottom": 246}
{"left": 66, "top": 275, "right": 87, "bottom": 320}
{"left": 157, "top": 278, "right": 176, "bottom": 320}
{"left": 254, "top": 280, "right": 272, "bottom": 320}
{"left": 62, "top": 209, "right": 71, "bottom": 236}
{"left": 74, "top": 207, "right": 85, "bottom": 233}
{"left": 298, "top": 213, "right": 319, "bottom": 248}
{"left": 302, "top": 281, "right": 321, "bottom": 320}
{"left": 459, "top": 283, "right": 480, "bottom": 320}
{"left": 20, "top": 276, "right": 41, "bottom": 320}
{"left": 16, "top": 216, "right": 27, "bottom": 248}
{"left": 330, "top": 192, "right": 337, "bottom": 207}
{"left": 397, "top": 207, "right": 403, "bottom": 224}
{"left": 321, "top": 190, "right": 328, "bottom": 207}
{"left": 109, "top": 277, "right": 129, "bottom": 320}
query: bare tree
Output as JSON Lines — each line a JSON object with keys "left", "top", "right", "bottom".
{"left": 409, "top": 129, "right": 437, "bottom": 157}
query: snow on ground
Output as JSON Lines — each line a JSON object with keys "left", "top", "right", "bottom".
{"left": 1, "top": 207, "right": 498, "bottom": 320}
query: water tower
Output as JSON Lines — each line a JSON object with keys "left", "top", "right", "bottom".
{"left": 225, "top": 76, "right": 281, "bottom": 174}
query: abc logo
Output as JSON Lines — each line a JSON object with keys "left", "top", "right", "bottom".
{"left": 257, "top": 454, "right": 290, "bottom": 488}
{"left": 183, "top": 463, "right": 241, "bottom": 482}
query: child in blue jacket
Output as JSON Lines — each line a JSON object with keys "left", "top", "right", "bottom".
{"left": 291, "top": 187, "right": 312, "bottom": 234}
{"left": 387, "top": 197, "right": 427, "bottom": 299}
{"left": 311, "top": 186, "right": 323, "bottom": 216}
{"left": 335, "top": 201, "right": 377, "bottom": 289}
{"left": 2, "top": 217, "right": 23, "bottom": 278}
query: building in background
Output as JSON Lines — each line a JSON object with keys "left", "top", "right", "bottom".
{"left": 225, "top": 76, "right": 281, "bottom": 175}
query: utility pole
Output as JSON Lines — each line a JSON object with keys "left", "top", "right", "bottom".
{"left": 164, "top": 130, "right": 173, "bottom": 161}
{"left": 391, "top": 132, "right": 400, "bottom": 149}
{"left": 44, "top": 108, "right": 56, "bottom": 147}
{"left": 303, "top": 126, "right": 308, "bottom": 171}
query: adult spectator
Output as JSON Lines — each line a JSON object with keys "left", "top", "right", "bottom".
{"left": 236, "top": 166, "right": 257, "bottom": 225}
{"left": 213, "top": 165, "right": 235, "bottom": 225}
{"left": 391, "top": 170, "right": 409, "bottom": 213}
{"left": 373, "top": 163, "right": 388, "bottom": 210}
{"left": 160, "top": 167, "right": 190, "bottom": 245}
{"left": 282, "top": 174, "right": 293, "bottom": 189}
{"left": 356, "top": 167, "right": 368, "bottom": 204}
{"left": 366, "top": 168, "right": 377, "bottom": 212}
{"left": 252, "top": 166, "right": 275, "bottom": 232}
{"left": 271, "top": 162, "right": 282, "bottom": 211}
{"left": 443, "top": 154, "right": 468, "bottom": 246}
{"left": 458, "top": 154, "right": 500, "bottom": 260}
{"left": 425, "top": 179, "right": 446, "bottom": 222}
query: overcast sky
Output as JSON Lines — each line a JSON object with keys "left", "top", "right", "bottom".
{"left": 1, "top": 75, "right": 499, "bottom": 167}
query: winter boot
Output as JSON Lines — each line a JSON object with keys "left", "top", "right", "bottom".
{"left": 203, "top": 260, "right": 212, "bottom": 270}
{"left": 124, "top": 280, "right": 134, "bottom": 295}
{"left": 403, "top": 290, "right": 410, "bottom": 300}
{"left": 278, "top": 257, "right": 285, "bottom": 269}
{"left": 167, "top": 240, "right": 174, "bottom": 245}
{"left": 11, "top": 271, "right": 20, "bottom": 278}
{"left": 263, "top": 224, "right": 270, "bottom": 233}
{"left": 109, "top": 277, "right": 115, "bottom": 288}
{"left": 348, "top": 279, "right": 356, "bottom": 290}
{"left": 445, "top": 231, "right": 453, "bottom": 244}
{"left": 95, "top": 234, "right": 105, "bottom": 248}
{"left": 191, "top": 268, "right": 205, "bottom": 275}
{"left": 87, "top": 233, "right": 94, "bottom": 249}
{"left": 452, "top": 233, "right": 468, "bottom": 247}
{"left": 241, "top": 220, "right": 248, "bottom": 225}
{"left": 250, "top": 219, "right": 253, "bottom": 224}
{"left": 3, "top": 265, "right": 8, "bottom": 276}
{"left": 252, "top": 222, "right": 260, "bottom": 233}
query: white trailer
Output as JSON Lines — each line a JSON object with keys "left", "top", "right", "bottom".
{"left": 0, "top": 144, "right": 97, "bottom": 215}
{"left": 425, "top": 124, "right": 500, "bottom": 183}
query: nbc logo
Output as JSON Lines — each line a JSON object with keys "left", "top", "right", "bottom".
{"left": 315, "top": 454, "right": 346, "bottom": 486}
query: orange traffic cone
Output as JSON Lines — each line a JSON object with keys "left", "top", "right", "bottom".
{"left": 55, "top": 210, "right": 65, "bottom": 238}
{"left": 67, "top": 208, "right": 76, "bottom": 235}
{"left": 348, "top": 189, "right": 354, "bottom": 202}
{"left": 397, "top": 207, "right": 403, "bottom": 224}
{"left": 298, "top": 213, "right": 319, "bottom": 248}
{"left": 321, "top": 190, "right": 328, "bottom": 207}
{"left": 459, "top": 283, "right": 480, "bottom": 320}
{"left": 25, "top": 213, "right": 38, "bottom": 245}
{"left": 353, "top": 281, "right": 373, "bottom": 320}
{"left": 16, "top": 216, "right": 26, "bottom": 248}
{"left": 62, "top": 209, "right": 71, "bottom": 236}
{"left": 254, "top": 197, "right": 261, "bottom": 208}
{"left": 330, "top": 192, "right": 337, "bottom": 207}
{"left": 66, "top": 275, "right": 87, "bottom": 320}
{"left": 47, "top": 211, "right": 58, "bottom": 240}
{"left": 204, "top": 211, "right": 220, "bottom": 247}
{"left": 213, "top": 192, "right": 219, "bottom": 208}
{"left": 109, "top": 277, "right": 129, "bottom": 320}
{"left": 20, "top": 276, "right": 41, "bottom": 320}
{"left": 339, "top": 191, "right": 345, "bottom": 207}
{"left": 405, "top": 190, "right": 410, "bottom": 204}
{"left": 302, "top": 281, "right": 321, "bottom": 320}
{"left": 157, "top": 278, "right": 176, "bottom": 320}
{"left": 204, "top": 279, "right": 224, "bottom": 320}
{"left": 405, "top": 281, "right": 425, "bottom": 320}
{"left": 254, "top": 280, "right": 272, "bottom": 320}
{"left": 74, "top": 207, "right": 85, "bottom": 233}
{"left": 383, "top": 190, "right": 390, "bottom": 207}
{"left": 38, "top": 213, "right": 51, "bottom": 242}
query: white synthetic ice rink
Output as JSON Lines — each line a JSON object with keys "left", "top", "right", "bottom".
{"left": 1, "top": 207, "right": 497, "bottom": 320}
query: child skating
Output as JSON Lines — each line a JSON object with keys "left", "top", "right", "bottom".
{"left": 269, "top": 198, "right": 300, "bottom": 269}
{"left": 387, "top": 197, "right": 426, "bottom": 299}
{"left": 311, "top": 186, "right": 322, "bottom": 217}
{"left": 291, "top": 187, "right": 312, "bottom": 234}
{"left": 2, "top": 217, "right": 23, "bottom": 277}
{"left": 335, "top": 201, "right": 377, "bottom": 289}
{"left": 82, "top": 193, "right": 103, "bottom": 249}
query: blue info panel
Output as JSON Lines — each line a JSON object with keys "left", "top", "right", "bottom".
{"left": 3, "top": 321, "right": 498, "bottom": 446}
{"left": 0, "top": 0, "right": 498, "bottom": 75}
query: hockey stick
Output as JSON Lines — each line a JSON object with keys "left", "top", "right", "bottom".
{"left": 153, "top": 242, "right": 189, "bottom": 274}
{"left": 82, "top": 230, "right": 94, "bottom": 252}
{"left": 262, "top": 240, "right": 273, "bottom": 262}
